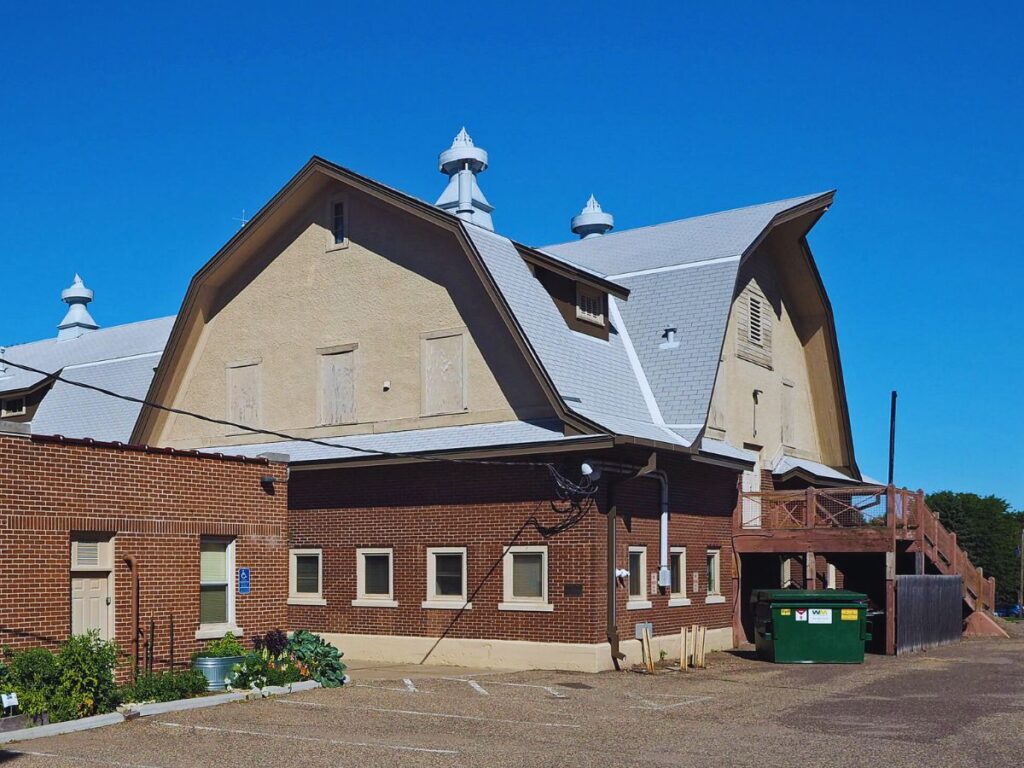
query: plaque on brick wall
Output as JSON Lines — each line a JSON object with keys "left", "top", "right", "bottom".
{"left": 564, "top": 583, "right": 583, "bottom": 597}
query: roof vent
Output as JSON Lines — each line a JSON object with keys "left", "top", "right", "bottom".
{"left": 571, "top": 195, "right": 614, "bottom": 239}
{"left": 659, "top": 327, "right": 680, "bottom": 350}
{"left": 57, "top": 274, "right": 99, "bottom": 341}
{"left": 435, "top": 127, "right": 494, "bottom": 231}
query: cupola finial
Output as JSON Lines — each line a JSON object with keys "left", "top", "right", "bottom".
{"left": 435, "top": 127, "right": 494, "bottom": 230}
{"left": 57, "top": 274, "right": 99, "bottom": 340}
{"left": 571, "top": 195, "right": 614, "bottom": 239}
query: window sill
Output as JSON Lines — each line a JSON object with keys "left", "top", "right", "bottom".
{"left": 421, "top": 600, "right": 472, "bottom": 610}
{"left": 705, "top": 595, "right": 726, "bottom": 605}
{"left": 352, "top": 598, "right": 398, "bottom": 608}
{"left": 498, "top": 602, "right": 554, "bottom": 612}
{"left": 626, "top": 600, "right": 653, "bottom": 610}
{"left": 668, "top": 597, "right": 692, "bottom": 607}
{"left": 288, "top": 596, "right": 327, "bottom": 606}
{"left": 194, "top": 624, "right": 244, "bottom": 640}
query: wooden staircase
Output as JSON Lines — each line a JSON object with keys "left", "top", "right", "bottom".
{"left": 736, "top": 485, "right": 996, "bottom": 614}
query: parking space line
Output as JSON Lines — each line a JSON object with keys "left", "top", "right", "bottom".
{"left": 403, "top": 678, "right": 418, "bottom": 692}
{"left": 355, "top": 705, "right": 580, "bottom": 729}
{"left": 156, "top": 721, "right": 458, "bottom": 755}
{"left": 3, "top": 750, "right": 165, "bottom": 768}
{"left": 467, "top": 680, "right": 489, "bottom": 696}
{"left": 627, "top": 693, "right": 714, "bottom": 711}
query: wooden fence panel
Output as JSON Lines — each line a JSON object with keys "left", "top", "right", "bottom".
{"left": 896, "top": 575, "right": 963, "bottom": 655}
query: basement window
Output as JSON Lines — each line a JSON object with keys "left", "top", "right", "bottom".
{"left": 627, "top": 546, "right": 652, "bottom": 610}
{"left": 353, "top": 548, "right": 396, "bottom": 607}
{"left": 289, "top": 548, "right": 326, "bottom": 606}
{"left": 575, "top": 284, "right": 605, "bottom": 326}
{"left": 197, "top": 537, "right": 241, "bottom": 638}
{"left": 499, "top": 546, "right": 552, "bottom": 612}
{"left": 422, "top": 547, "right": 470, "bottom": 609}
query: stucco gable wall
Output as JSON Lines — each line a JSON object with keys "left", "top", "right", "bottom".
{"left": 158, "top": 182, "right": 553, "bottom": 449}
{"left": 706, "top": 227, "right": 850, "bottom": 472}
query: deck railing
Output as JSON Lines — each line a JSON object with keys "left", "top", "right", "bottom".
{"left": 738, "top": 484, "right": 995, "bottom": 612}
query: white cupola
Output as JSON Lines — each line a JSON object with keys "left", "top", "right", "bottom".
{"left": 57, "top": 274, "right": 99, "bottom": 341}
{"left": 435, "top": 127, "right": 494, "bottom": 230}
{"left": 571, "top": 195, "right": 614, "bottom": 239}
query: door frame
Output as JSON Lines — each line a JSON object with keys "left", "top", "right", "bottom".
{"left": 70, "top": 534, "right": 116, "bottom": 641}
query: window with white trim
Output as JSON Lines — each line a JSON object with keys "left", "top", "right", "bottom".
{"left": 354, "top": 548, "right": 395, "bottom": 607}
{"left": 575, "top": 284, "right": 605, "bottom": 326}
{"left": 627, "top": 546, "right": 651, "bottom": 609}
{"left": 705, "top": 547, "right": 723, "bottom": 602}
{"left": 289, "top": 548, "right": 325, "bottom": 605}
{"left": 199, "top": 538, "right": 236, "bottom": 632}
{"left": 423, "top": 547, "right": 470, "bottom": 609}
{"left": 669, "top": 547, "right": 690, "bottom": 606}
{"left": 500, "top": 546, "right": 552, "bottom": 611}
{"left": 1, "top": 397, "right": 25, "bottom": 418}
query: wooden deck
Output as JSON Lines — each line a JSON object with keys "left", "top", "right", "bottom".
{"left": 733, "top": 484, "right": 996, "bottom": 653}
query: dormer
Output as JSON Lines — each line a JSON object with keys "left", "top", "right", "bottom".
{"left": 516, "top": 246, "right": 628, "bottom": 341}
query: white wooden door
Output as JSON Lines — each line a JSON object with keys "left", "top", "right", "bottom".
{"left": 72, "top": 574, "right": 110, "bottom": 639}
{"left": 741, "top": 462, "right": 761, "bottom": 528}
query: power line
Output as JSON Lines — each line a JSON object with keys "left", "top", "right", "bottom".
{"left": 0, "top": 356, "right": 588, "bottom": 477}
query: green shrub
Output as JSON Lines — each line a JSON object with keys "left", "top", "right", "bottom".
{"left": 5, "top": 647, "right": 60, "bottom": 718}
{"left": 287, "top": 631, "right": 346, "bottom": 688}
{"left": 119, "top": 670, "right": 208, "bottom": 704}
{"left": 194, "top": 633, "right": 246, "bottom": 658}
{"left": 49, "top": 632, "right": 119, "bottom": 722}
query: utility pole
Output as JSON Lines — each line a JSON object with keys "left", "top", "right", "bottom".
{"left": 1018, "top": 526, "right": 1023, "bottom": 609}
{"left": 887, "top": 391, "right": 897, "bottom": 486}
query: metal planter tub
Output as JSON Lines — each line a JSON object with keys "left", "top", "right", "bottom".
{"left": 193, "top": 656, "right": 244, "bottom": 691}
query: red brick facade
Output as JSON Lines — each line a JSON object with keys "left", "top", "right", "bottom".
{"left": 288, "top": 453, "right": 739, "bottom": 646}
{"left": 0, "top": 433, "right": 288, "bottom": 673}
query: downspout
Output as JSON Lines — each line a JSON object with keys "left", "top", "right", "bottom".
{"left": 123, "top": 556, "right": 140, "bottom": 682}
{"left": 591, "top": 460, "right": 672, "bottom": 665}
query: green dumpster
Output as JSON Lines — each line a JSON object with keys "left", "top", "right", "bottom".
{"left": 752, "top": 589, "right": 871, "bottom": 664}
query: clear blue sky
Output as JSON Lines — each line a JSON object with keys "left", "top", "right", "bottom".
{"left": 1, "top": 2, "right": 1021, "bottom": 507}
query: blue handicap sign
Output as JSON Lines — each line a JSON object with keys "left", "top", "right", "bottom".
{"left": 238, "top": 567, "right": 251, "bottom": 595}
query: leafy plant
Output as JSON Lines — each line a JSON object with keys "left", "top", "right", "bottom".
{"left": 4, "top": 646, "right": 60, "bottom": 718}
{"left": 252, "top": 629, "right": 289, "bottom": 657}
{"left": 194, "top": 633, "right": 246, "bottom": 658}
{"left": 49, "top": 632, "right": 119, "bottom": 722}
{"left": 231, "top": 650, "right": 303, "bottom": 690}
{"left": 287, "top": 631, "right": 346, "bottom": 688}
{"left": 119, "top": 670, "right": 208, "bottom": 704}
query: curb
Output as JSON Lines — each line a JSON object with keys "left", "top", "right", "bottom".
{"left": 0, "top": 680, "right": 324, "bottom": 744}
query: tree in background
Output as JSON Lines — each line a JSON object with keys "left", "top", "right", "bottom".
{"left": 927, "top": 491, "right": 1022, "bottom": 606}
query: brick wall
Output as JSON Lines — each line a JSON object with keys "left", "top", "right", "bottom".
{"left": 288, "top": 452, "right": 739, "bottom": 646}
{"left": 0, "top": 434, "right": 288, "bottom": 673}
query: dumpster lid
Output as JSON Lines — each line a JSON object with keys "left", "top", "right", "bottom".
{"left": 751, "top": 589, "right": 868, "bottom": 605}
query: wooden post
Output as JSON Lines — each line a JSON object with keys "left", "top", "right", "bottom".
{"left": 641, "top": 625, "right": 655, "bottom": 673}
{"left": 805, "top": 487, "right": 816, "bottom": 529}
{"left": 950, "top": 532, "right": 958, "bottom": 573}
{"left": 680, "top": 627, "right": 689, "bottom": 671}
{"left": 885, "top": 485, "right": 896, "bottom": 530}
{"left": 914, "top": 550, "right": 925, "bottom": 575}
{"left": 885, "top": 550, "right": 896, "bottom": 655}
{"left": 805, "top": 551, "right": 816, "bottom": 590}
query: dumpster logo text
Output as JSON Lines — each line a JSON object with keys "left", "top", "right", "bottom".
{"left": 794, "top": 609, "right": 807, "bottom": 622}
{"left": 808, "top": 608, "right": 833, "bottom": 624}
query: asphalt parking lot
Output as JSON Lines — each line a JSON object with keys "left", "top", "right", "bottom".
{"left": 3, "top": 634, "right": 1023, "bottom": 768}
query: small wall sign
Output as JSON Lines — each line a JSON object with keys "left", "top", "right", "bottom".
{"left": 1, "top": 692, "right": 18, "bottom": 708}
{"left": 238, "top": 567, "right": 251, "bottom": 595}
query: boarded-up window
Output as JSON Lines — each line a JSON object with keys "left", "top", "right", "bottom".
{"left": 226, "top": 362, "right": 260, "bottom": 427}
{"left": 319, "top": 348, "right": 356, "bottom": 425}
{"left": 422, "top": 332, "right": 465, "bottom": 415}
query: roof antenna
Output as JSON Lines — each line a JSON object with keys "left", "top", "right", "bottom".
{"left": 233, "top": 209, "right": 250, "bottom": 229}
